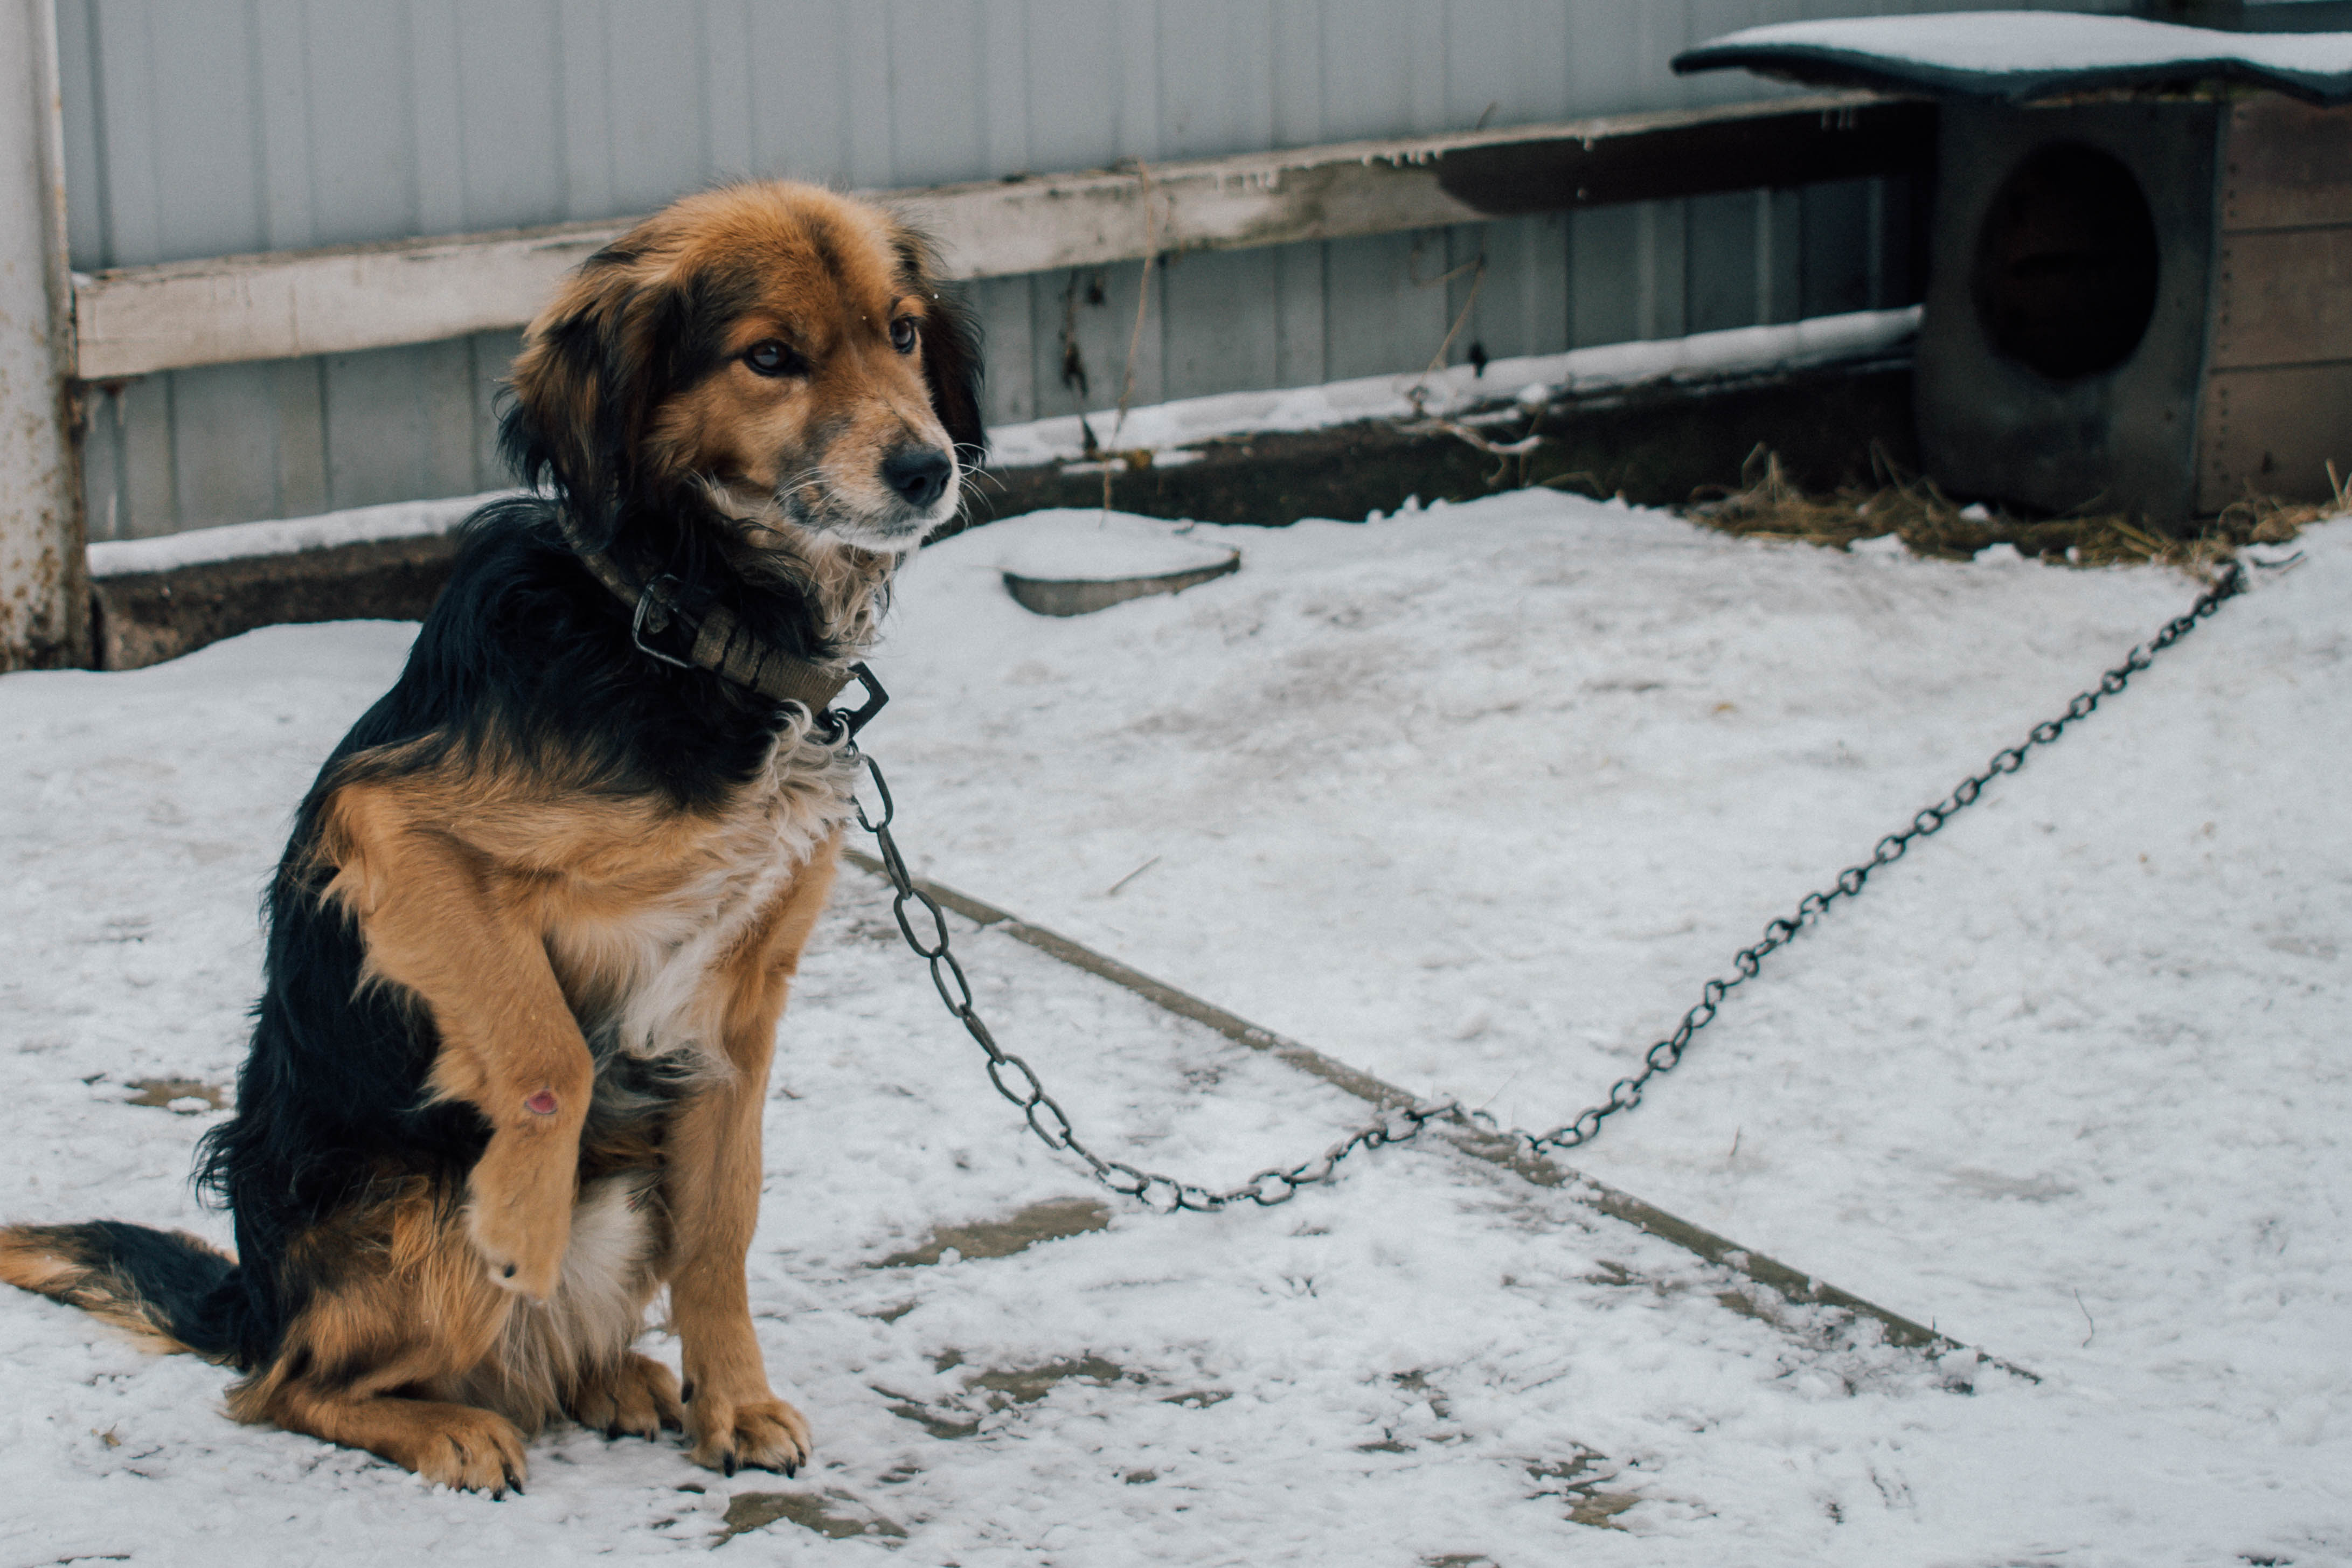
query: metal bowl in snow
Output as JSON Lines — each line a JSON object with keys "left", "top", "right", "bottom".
{"left": 1002, "top": 550, "right": 1240, "bottom": 617}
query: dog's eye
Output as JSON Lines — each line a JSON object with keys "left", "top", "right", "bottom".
{"left": 889, "top": 316, "right": 919, "bottom": 355}
{"left": 743, "top": 339, "right": 804, "bottom": 378}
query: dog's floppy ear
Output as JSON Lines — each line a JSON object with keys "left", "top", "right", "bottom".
{"left": 892, "top": 227, "right": 987, "bottom": 468}
{"left": 919, "top": 290, "right": 986, "bottom": 468}
{"left": 501, "top": 244, "right": 688, "bottom": 544}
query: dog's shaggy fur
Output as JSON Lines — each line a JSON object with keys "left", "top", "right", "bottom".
{"left": 0, "top": 181, "right": 982, "bottom": 1494}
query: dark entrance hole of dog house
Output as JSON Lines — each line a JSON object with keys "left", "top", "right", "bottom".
{"left": 1970, "top": 142, "right": 2162, "bottom": 382}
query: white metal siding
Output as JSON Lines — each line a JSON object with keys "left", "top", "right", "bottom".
{"left": 59, "top": 0, "right": 2129, "bottom": 538}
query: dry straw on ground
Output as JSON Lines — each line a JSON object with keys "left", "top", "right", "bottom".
{"left": 1684, "top": 446, "right": 2340, "bottom": 571}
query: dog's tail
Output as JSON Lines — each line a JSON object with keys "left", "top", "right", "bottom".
{"left": 0, "top": 1220, "right": 245, "bottom": 1363}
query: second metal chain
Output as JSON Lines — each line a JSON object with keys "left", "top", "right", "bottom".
{"left": 846, "top": 560, "right": 2247, "bottom": 1209}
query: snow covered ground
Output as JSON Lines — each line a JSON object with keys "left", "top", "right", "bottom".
{"left": 2, "top": 489, "right": 2346, "bottom": 1565}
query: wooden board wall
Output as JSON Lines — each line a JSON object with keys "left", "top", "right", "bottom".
{"left": 2197, "top": 94, "right": 2352, "bottom": 511}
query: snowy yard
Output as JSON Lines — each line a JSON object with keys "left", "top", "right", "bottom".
{"left": 2, "top": 490, "right": 2346, "bottom": 1565}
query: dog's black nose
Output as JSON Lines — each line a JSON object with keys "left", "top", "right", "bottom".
{"left": 882, "top": 448, "right": 953, "bottom": 510}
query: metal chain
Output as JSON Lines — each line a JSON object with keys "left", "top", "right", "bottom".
{"left": 845, "top": 560, "right": 2246, "bottom": 1206}
{"left": 1522, "top": 559, "right": 2247, "bottom": 1153}
{"left": 848, "top": 755, "right": 1454, "bottom": 1212}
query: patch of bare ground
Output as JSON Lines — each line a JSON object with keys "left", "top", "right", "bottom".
{"left": 1684, "top": 445, "right": 2341, "bottom": 570}
{"left": 716, "top": 1488, "right": 907, "bottom": 1545}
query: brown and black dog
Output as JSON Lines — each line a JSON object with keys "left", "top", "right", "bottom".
{"left": 0, "top": 182, "right": 982, "bottom": 1494}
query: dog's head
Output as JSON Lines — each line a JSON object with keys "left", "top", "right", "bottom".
{"left": 503, "top": 182, "right": 983, "bottom": 558}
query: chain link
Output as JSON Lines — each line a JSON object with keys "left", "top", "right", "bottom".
{"left": 845, "top": 561, "right": 2246, "bottom": 1206}
{"left": 1517, "top": 559, "right": 2247, "bottom": 1155}
{"left": 849, "top": 752, "right": 1456, "bottom": 1211}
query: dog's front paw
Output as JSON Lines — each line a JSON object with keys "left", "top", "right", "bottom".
{"left": 467, "top": 1206, "right": 567, "bottom": 1302}
{"left": 572, "top": 1352, "right": 686, "bottom": 1441}
{"left": 465, "top": 1125, "right": 577, "bottom": 1301}
{"left": 685, "top": 1389, "right": 811, "bottom": 1478}
{"left": 403, "top": 1404, "right": 530, "bottom": 1497}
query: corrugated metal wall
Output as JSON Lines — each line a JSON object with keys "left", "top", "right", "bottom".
{"left": 60, "top": 0, "right": 2129, "bottom": 540}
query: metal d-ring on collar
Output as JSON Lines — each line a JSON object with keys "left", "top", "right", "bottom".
{"left": 822, "top": 661, "right": 890, "bottom": 741}
{"left": 629, "top": 573, "right": 697, "bottom": 671}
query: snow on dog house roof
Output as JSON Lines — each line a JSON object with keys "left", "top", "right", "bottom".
{"left": 1673, "top": 11, "right": 2352, "bottom": 105}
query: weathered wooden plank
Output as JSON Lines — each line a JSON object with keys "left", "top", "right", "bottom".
{"left": 2196, "top": 362, "right": 2352, "bottom": 511}
{"left": 2214, "top": 226, "right": 2352, "bottom": 369}
{"left": 73, "top": 220, "right": 626, "bottom": 382}
{"left": 73, "top": 91, "right": 1919, "bottom": 381}
{"left": 902, "top": 93, "right": 1925, "bottom": 275}
{"left": 2222, "top": 93, "right": 2352, "bottom": 233}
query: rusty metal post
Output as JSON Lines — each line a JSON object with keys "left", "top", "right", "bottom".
{"left": 0, "top": 0, "right": 85, "bottom": 671}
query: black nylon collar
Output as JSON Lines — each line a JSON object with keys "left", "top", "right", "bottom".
{"left": 553, "top": 511, "right": 886, "bottom": 736}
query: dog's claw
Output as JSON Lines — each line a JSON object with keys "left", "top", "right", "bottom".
{"left": 784, "top": 1461, "right": 798, "bottom": 1479}
{"left": 721, "top": 1451, "right": 738, "bottom": 1477}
